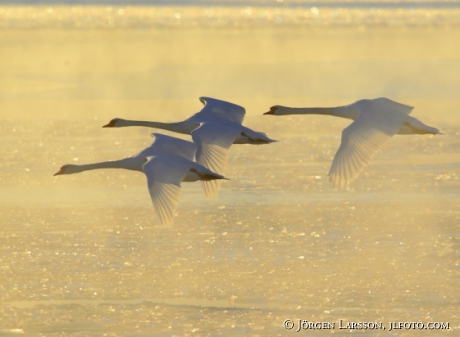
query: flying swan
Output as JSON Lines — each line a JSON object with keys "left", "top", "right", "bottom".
{"left": 103, "top": 97, "right": 276, "bottom": 198}
{"left": 264, "top": 97, "right": 442, "bottom": 189}
{"left": 54, "top": 134, "right": 227, "bottom": 224}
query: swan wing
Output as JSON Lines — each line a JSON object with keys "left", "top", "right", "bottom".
{"left": 193, "top": 97, "right": 246, "bottom": 125}
{"left": 329, "top": 109, "right": 403, "bottom": 189}
{"left": 373, "top": 97, "right": 414, "bottom": 115}
{"left": 142, "top": 133, "right": 197, "bottom": 162}
{"left": 142, "top": 156, "right": 191, "bottom": 224}
{"left": 192, "top": 122, "right": 241, "bottom": 199}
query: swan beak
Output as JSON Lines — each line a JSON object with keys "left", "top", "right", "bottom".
{"left": 53, "top": 167, "right": 65, "bottom": 176}
{"left": 263, "top": 107, "right": 276, "bottom": 115}
{"left": 102, "top": 120, "right": 115, "bottom": 128}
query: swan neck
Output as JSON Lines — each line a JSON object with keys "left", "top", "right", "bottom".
{"left": 121, "top": 120, "right": 196, "bottom": 134}
{"left": 73, "top": 158, "right": 138, "bottom": 173}
{"left": 279, "top": 106, "right": 356, "bottom": 120}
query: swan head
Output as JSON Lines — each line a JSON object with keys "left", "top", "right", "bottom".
{"left": 263, "top": 105, "right": 284, "bottom": 115}
{"left": 103, "top": 118, "right": 126, "bottom": 128}
{"left": 53, "top": 164, "right": 80, "bottom": 176}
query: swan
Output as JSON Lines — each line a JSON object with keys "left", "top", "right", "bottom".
{"left": 103, "top": 97, "right": 247, "bottom": 134}
{"left": 102, "top": 97, "right": 275, "bottom": 145}
{"left": 103, "top": 96, "right": 276, "bottom": 198}
{"left": 264, "top": 97, "right": 442, "bottom": 189}
{"left": 54, "top": 134, "right": 227, "bottom": 224}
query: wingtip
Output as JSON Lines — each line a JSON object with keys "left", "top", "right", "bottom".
{"left": 329, "top": 174, "right": 349, "bottom": 191}
{"left": 159, "top": 218, "right": 175, "bottom": 225}
{"left": 204, "top": 194, "right": 218, "bottom": 201}
{"left": 201, "top": 180, "right": 222, "bottom": 200}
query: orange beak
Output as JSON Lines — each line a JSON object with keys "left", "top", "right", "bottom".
{"left": 53, "top": 167, "right": 65, "bottom": 176}
{"left": 263, "top": 108, "right": 275, "bottom": 115}
{"left": 102, "top": 120, "right": 115, "bottom": 128}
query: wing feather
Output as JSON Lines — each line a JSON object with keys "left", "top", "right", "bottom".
{"left": 142, "top": 156, "right": 191, "bottom": 224}
{"left": 194, "top": 97, "right": 246, "bottom": 125}
{"left": 329, "top": 108, "right": 403, "bottom": 189}
{"left": 192, "top": 122, "right": 241, "bottom": 199}
{"left": 142, "top": 133, "right": 196, "bottom": 161}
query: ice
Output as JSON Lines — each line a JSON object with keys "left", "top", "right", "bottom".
{"left": 0, "top": 5, "right": 459, "bottom": 335}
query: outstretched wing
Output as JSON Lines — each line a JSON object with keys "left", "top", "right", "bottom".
{"left": 373, "top": 97, "right": 414, "bottom": 115}
{"left": 142, "top": 156, "right": 191, "bottom": 224}
{"left": 329, "top": 108, "right": 403, "bottom": 190}
{"left": 141, "top": 133, "right": 197, "bottom": 162}
{"left": 191, "top": 122, "right": 241, "bottom": 199}
{"left": 193, "top": 97, "right": 246, "bottom": 125}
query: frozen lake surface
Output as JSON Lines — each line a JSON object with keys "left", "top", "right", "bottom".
{"left": 0, "top": 6, "right": 459, "bottom": 336}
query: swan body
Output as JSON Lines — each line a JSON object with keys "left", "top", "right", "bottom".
{"left": 54, "top": 134, "right": 227, "bottom": 224}
{"left": 103, "top": 96, "right": 276, "bottom": 198}
{"left": 264, "top": 97, "right": 442, "bottom": 189}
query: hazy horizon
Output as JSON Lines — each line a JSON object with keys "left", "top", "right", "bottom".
{"left": 2, "top": 0, "right": 460, "bottom": 7}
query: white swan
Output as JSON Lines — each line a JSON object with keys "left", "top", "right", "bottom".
{"left": 103, "top": 96, "right": 276, "bottom": 198}
{"left": 103, "top": 97, "right": 247, "bottom": 134}
{"left": 264, "top": 97, "right": 442, "bottom": 189}
{"left": 54, "top": 134, "right": 227, "bottom": 224}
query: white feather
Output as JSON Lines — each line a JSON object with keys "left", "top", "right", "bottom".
{"left": 143, "top": 156, "right": 194, "bottom": 225}
{"left": 329, "top": 100, "right": 420, "bottom": 189}
{"left": 146, "top": 133, "right": 197, "bottom": 161}
{"left": 192, "top": 122, "right": 242, "bottom": 199}
{"left": 194, "top": 96, "right": 246, "bottom": 125}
